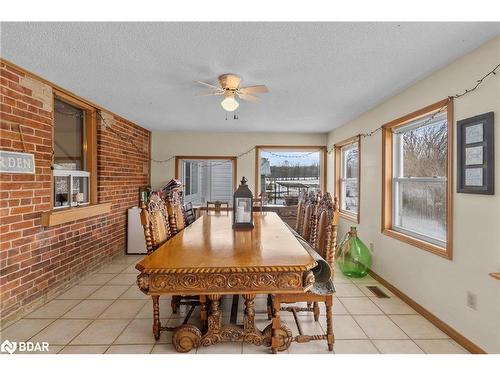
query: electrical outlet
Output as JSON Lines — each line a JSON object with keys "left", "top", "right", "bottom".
{"left": 369, "top": 243, "right": 375, "bottom": 253}
{"left": 466, "top": 291, "right": 477, "bottom": 310}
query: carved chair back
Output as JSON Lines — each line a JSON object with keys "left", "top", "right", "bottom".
{"left": 301, "top": 190, "right": 321, "bottom": 243}
{"left": 140, "top": 192, "right": 171, "bottom": 253}
{"left": 311, "top": 193, "right": 339, "bottom": 268}
{"left": 166, "top": 189, "right": 185, "bottom": 235}
{"left": 294, "top": 190, "right": 307, "bottom": 236}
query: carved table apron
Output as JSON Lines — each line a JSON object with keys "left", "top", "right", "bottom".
{"left": 135, "top": 212, "right": 316, "bottom": 353}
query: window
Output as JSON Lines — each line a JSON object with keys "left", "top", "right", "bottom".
{"left": 334, "top": 137, "right": 360, "bottom": 222}
{"left": 382, "top": 99, "right": 453, "bottom": 259}
{"left": 52, "top": 92, "right": 97, "bottom": 209}
{"left": 176, "top": 157, "right": 236, "bottom": 205}
{"left": 255, "top": 146, "right": 326, "bottom": 206}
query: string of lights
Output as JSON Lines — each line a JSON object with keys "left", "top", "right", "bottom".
{"left": 265, "top": 150, "right": 319, "bottom": 158}
{"left": 326, "top": 62, "right": 499, "bottom": 154}
{"left": 174, "top": 147, "right": 257, "bottom": 169}
{"left": 174, "top": 148, "right": 323, "bottom": 169}
{"left": 33, "top": 62, "right": 500, "bottom": 163}
{"left": 97, "top": 111, "right": 318, "bottom": 167}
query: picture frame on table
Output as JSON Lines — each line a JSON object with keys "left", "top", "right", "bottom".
{"left": 457, "top": 112, "right": 494, "bottom": 194}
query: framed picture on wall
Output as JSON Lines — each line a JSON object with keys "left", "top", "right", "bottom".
{"left": 457, "top": 112, "right": 494, "bottom": 194}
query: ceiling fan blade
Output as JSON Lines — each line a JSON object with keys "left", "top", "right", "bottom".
{"left": 194, "top": 80, "right": 224, "bottom": 91}
{"left": 238, "top": 85, "right": 268, "bottom": 94}
{"left": 196, "top": 90, "right": 224, "bottom": 97}
{"left": 237, "top": 92, "right": 261, "bottom": 103}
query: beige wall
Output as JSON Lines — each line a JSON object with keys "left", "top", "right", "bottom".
{"left": 326, "top": 36, "right": 500, "bottom": 353}
{"left": 151, "top": 132, "right": 327, "bottom": 190}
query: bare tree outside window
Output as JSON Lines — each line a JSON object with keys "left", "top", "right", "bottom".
{"left": 393, "top": 112, "right": 448, "bottom": 245}
{"left": 342, "top": 145, "right": 359, "bottom": 213}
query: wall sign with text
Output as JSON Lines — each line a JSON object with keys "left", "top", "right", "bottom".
{"left": 457, "top": 112, "right": 494, "bottom": 194}
{"left": 0, "top": 151, "right": 36, "bottom": 174}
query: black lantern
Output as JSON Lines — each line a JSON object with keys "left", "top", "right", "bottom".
{"left": 233, "top": 177, "right": 254, "bottom": 229}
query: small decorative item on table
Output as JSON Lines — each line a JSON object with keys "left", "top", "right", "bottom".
{"left": 337, "top": 226, "right": 372, "bottom": 278}
{"left": 232, "top": 176, "right": 254, "bottom": 229}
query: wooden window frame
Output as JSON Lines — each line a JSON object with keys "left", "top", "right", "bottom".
{"left": 175, "top": 156, "right": 238, "bottom": 198}
{"left": 334, "top": 136, "right": 361, "bottom": 223}
{"left": 53, "top": 90, "right": 97, "bottom": 205}
{"left": 381, "top": 98, "right": 453, "bottom": 260}
{"left": 42, "top": 91, "right": 103, "bottom": 226}
{"left": 254, "top": 145, "right": 327, "bottom": 204}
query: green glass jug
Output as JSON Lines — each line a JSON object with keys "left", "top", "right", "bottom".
{"left": 337, "top": 226, "right": 372, "bottom": 278}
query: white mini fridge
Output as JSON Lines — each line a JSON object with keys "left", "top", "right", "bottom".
{"left": 127, "top": 207, "right": 148, "bottom": 254}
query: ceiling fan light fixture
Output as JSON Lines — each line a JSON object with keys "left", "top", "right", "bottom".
{"left": 221, "top": 96, "right": 239, "bottom": 112}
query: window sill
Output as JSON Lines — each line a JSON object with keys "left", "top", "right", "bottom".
{"left": 41, "top": 202, "right": 112, "bottom": 227}
{"left": 339, "top": 210, "right": 359, "bottom": 224}
{"left": 382, "top": 228, "right": 452, "bottom": 260}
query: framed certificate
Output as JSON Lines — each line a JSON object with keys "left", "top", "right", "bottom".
{"left": 457, "top": 112, "right": 494, "bottom": 194}
{"left": 465, "top": 146, "right": 483, "bottom": 165}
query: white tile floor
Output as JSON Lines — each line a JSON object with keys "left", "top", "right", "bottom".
{"left": 0, "top": 255, "right": 468, "bottom": 354}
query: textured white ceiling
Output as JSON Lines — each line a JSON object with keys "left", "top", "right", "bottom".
{"left": 1, "top": 22, "right": 499, "bottom": 132}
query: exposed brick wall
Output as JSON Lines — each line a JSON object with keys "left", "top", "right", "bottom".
{"left": 0, "top": 61, "right": 151, "bottom": 323}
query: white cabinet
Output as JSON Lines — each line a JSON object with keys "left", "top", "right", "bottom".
{"left": 127, "top": 207, "right": 147, "bottom": 254}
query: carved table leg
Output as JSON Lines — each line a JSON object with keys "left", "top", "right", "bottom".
{"left": 271, "top": 295, "right": 281, "bottom": 354}
{"left": 200, "top": 294, "right": 222, "bottom": 347}
{"left": 325, "top": 295, "right": 334, "bottom": 351}
{"left": 242, "top": 294, "right": 263, "bottom": 345}
{"left": 152, "top": 295, "right": 161, "bottom": 341}
{"left": 200, "top": 295, "right": 208, "bottom": 331}
{"left": 243, "top": 294, "right": 255, "bottom": 331}
{"left": 270, "top": 295, "right": 292, "bottom": 354}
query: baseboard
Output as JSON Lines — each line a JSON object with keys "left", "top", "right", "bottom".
{"left": 369, "top": 269, "right": 486, "bottom": 354}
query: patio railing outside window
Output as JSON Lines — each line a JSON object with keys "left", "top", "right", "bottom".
{"left": 259, "top": 149, "right": 322, "bottom": 206}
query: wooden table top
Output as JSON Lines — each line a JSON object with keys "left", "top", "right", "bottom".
{"left": 136, "top": 212, "right": 316, "bottom": 274}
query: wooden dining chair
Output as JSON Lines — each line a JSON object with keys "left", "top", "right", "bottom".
{"left": 140, "top": 192, "right": 203, "bottom": 325}
{"left": 266, "top": 190, "right": 321, "bottom": 319}
{"left": 301, "top": 190, "right": 321, "bottom": 243}
{"left": 311, "top": 194, "right": 339, "bottom": 271}
{"left": 183, "top": 202, "right": 196, "bottom": 226}
{"left": 294, "top": 190, "right": 307, "bottom": 236}
{"left": 166, "top": 189, "right": 186, "bottom": 235}
{"left": 140, "top": 192, "right": 171, "bottom": 254}
{"left": 206, "top": 200, "right": 229, "bottom": 213}
{"left": 269, "top": 193, "right": 339, "bottom": 353}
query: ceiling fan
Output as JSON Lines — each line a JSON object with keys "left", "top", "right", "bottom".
{"left": 195, "top": 74, "right": 268, "bottom": 112}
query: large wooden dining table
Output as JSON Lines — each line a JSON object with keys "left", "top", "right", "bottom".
{"left": 135, "top": 211, "right": 317, "bottom": 353}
